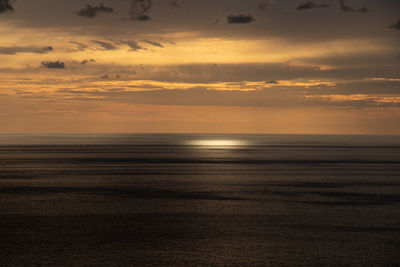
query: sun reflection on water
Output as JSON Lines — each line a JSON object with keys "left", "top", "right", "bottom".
{"left": 187, "top": 140, "right": 248, "bottom": 148}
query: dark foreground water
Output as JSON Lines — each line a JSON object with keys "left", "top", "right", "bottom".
{"left": 0, "top": 134, "right": 399, "bottom": 266}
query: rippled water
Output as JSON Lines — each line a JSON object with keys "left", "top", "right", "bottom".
{"left": 0, "top": 134, "right": 399, "bottom": 266}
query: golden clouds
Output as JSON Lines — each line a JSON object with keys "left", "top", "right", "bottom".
{"left": 306, "top": 94, "right": 400, "bottom": 105}
{"left": 0, "top": 18, "right": 392, "bottom": 69}
{"left": 0, "top": 75, "right": 337, "bottom": 100}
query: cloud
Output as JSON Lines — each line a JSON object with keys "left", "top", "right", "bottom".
{"left": 226, "top": 14, "right": 255, "bottom": 24}
{"left": 41, "top": 61, "right": 65, "bottom": 69}
{"left": 117, "top": 40, "right": 145, "bottom": 51}
{"left": 130, "top": 0, "right": 152, "bottom": 21}
{"left": 358, "top": 5, "right": 368, "bottom": 13}
{"left": 81, "top": 59, "right": 96, "bottom": 65}
{"left": 338, "top": 0, "right": 355, "bottom": 12}
{"left": 266, "top": 80, "right": 278, "bottom": 84}
{"left": 92, "top": 40, "right": 118, "bottom": 50}
{"left": 143, "top": 40, "right": 164, "bottom": 48}
{"left": 170, "top": 0, "right": 184, "bottom": 8}
{"left": 296, "top": 1, "right": 330, "bottom": 10}
{"left": 389, "top": 20, "right": 400, "bottom": 31}
{"left": 0, "top": 0, "right": 14, "bottom": 13}
{"left": 258, "top": 2, "right": 270, "bottom": 11}
{"left": 71, "top": 42, "right": 90, "bottom": 51}
{"left": 77, "top": 3, "right": 113, "bottom": 18}
{"left": 0, "top": 46, "right": 53, "bottom": 55}
{"left": 47, "top": 82, "right": 400, "bottom": 110}
{"left": 137, "top": 15, "right": 150, "bottom": 21}
{"left": 306, "top": 94, "right": 400, "bottom": 108}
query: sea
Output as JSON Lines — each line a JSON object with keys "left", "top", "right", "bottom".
{"left": 0, "top": 134, "right": 399, "bottom": 266}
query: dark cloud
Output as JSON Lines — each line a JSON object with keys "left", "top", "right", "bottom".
{"left": 258, "top": 2, "right": 270, "bottom": 11}
{"left": 0, "top": 0, "right": 14, "bottom": 13}
{"left": 338, "top": 0, "right": 355, "bottom": 12}
{"left": 143, "top": 40, "right": 164, "bottom": 48}
{"left": 41, "top": 61, "right": 65, "bottom": 69}
{"left": 130, "top": 0, "right": 152, "bottom": 21}
{"left": 358, "top": 5, "right": 368, "bottom": 13}
{"left": 338, "top": 0, "right": 366, "bottom": 13}
{"left": 0, "top": 46, "right": 53, "bottom": 55}
{"left": 92, "top": 40, "right": 118, "bottom": 50}
{"left": 226, "top": 14, "right": 255, "bottom": 24}
{"left": 266, "top": 80, "right": 278, "bottom": 84}
{"left": 389, "top": 20, "right": 400, "bottom": 31}
{"left": 99, "top": 73, "right": 120, "bottom": 79}
{"left": 137, "top": 14, "right": 150, "bottom": 21}
{"left": 77, "top": 3, "right": 113, "bottom": 18}
{"left": 170, "top": 0, "right": 184, "bottom": 8}
{"left": 296, "top": 1, "right": 330, "bottom": 10}
{"left": 81, "top": 59, "right": 96, "bottom": 65}
{"left": 117, "top": 40, "right": 145, "bottom": 51}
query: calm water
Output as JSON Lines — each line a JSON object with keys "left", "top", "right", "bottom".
{"left": 0, "top": 134, "right": 399, "bottom": 266}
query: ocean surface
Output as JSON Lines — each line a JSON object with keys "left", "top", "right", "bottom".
{"left": 0, "top": 134, "right": 399, "bottom": 266}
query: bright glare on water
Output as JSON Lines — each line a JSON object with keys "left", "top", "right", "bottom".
{"left": 187, "top": 140, "right": 249, "bottom": 147}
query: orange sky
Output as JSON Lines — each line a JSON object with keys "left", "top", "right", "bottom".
{"left": 0, "top": 0, "right": 399, "bottom": 134}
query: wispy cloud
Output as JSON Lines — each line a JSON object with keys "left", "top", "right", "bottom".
{"left": 306, "top": 94, "right": 400, "bottom": 107}
{"left": 226, "top": 14, "right": 255, "bottom": 24}
{"left": 143, "top": 40, "right": 164, "bottom": 48}
{"left": 117, "top": 40, "right": 145, "bottom": 51}
{"left": 296, "top": 1, "right": 330, "bottom": 10}
{"left": 70, "top": 42, "right": 90, "bottom": 51}
{"left": 92, "top": 40, "right": 118, "bottom": 50}
{"left": 0, "top": 46, "right": 53, "bottom": 55}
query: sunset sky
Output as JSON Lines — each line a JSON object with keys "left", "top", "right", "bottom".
{"left": 0, "top": 0, "right": 399, "bottom": 134}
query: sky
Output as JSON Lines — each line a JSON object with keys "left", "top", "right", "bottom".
{"left": 0, "top": 0, "right": 399, "bottom": 134}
